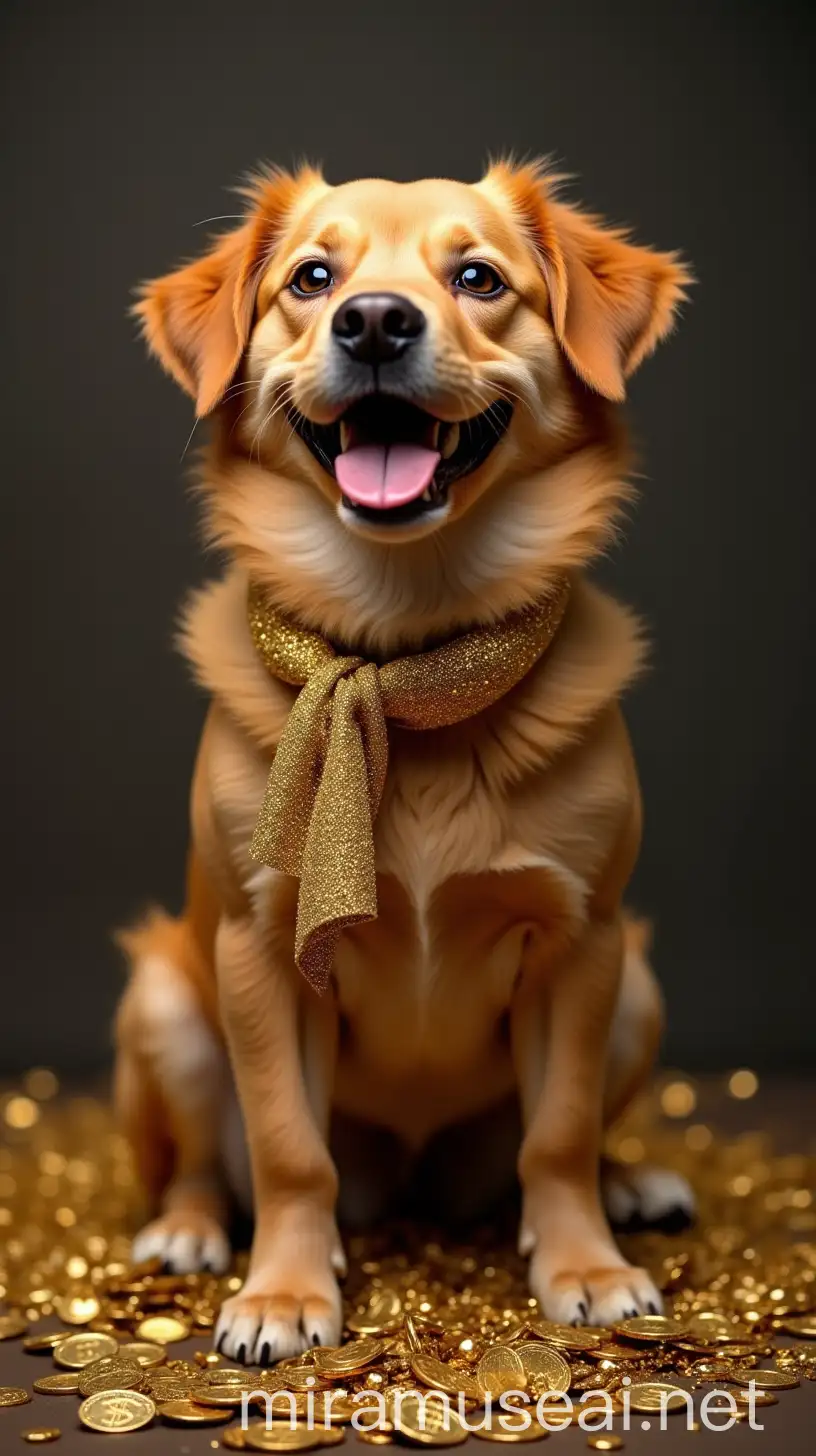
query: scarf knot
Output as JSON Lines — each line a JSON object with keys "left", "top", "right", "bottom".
{"left": 247, "top": 580, "right": 570, "bottom": 991}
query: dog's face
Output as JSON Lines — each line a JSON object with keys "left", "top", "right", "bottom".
{"left": 137, "top": 164, "right": 688, "bottom": 552}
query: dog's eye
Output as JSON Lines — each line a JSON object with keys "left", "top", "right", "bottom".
{"left": 291, "top": 262, "right": 334, "bottom": 296}
{"left": 454, "top": 262, "right": 506, "bottom": 297}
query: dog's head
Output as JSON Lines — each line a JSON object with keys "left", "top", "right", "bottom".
{"left": 136, "top": 163, "right": 688, "bottom": 642}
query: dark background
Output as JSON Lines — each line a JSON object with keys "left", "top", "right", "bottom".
{"left": 1, "top": 0, "right": 813, "bottom": 1074}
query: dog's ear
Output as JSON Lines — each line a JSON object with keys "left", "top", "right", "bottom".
{"left": 482, "top": 161, "right": 691, "bottom": 401}
{"left": 133, "top": 166, "right": 323, "bottom": 417}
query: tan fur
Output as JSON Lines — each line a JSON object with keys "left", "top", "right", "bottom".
{"left": 118, "top": 162, "right": 690, "bottom": 1357}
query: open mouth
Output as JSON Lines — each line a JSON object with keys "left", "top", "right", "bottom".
{"left": 290, "top": 394, "right": 513, "bottom": 525}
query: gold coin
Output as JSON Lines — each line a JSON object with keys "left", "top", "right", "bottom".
{"left": 683, "top": 1314, "right": 734, "bottom": 1344}
{"left": 78, "top": 1356, "right": 144, "bottom": 1397}
{"left": 221, "top": 1430, "right": 248, "bottom": 1451}
{"left": 314, "top": 1338, "right": 384, "bottom": 1375}
{"left": 79, "top": 1389, "right": 157, "bottom": 1432}
{"left": 194, "top": 1386, "right": 259, "bottom": 1407}
{"left": 348, "top": 1290, "right": 402, "bottom": 1334}
{"left": 32, "top": 1374, "right": 80, "bottom": 1395}
{"left": 411, "top": 1355, "right": 481, "bottom": 1401}
{"left": 780, "top": 1316, "right": 816, "bottom": 1338}
{"left": 591, "top": 1343, "right": 650, "bottom": 1363}
{"left": 135, "top": 1315, "right": 191, "bottom": 1344}
{"left": 530, "top": 1322, "right": 601, "bottom": 1351}
{"left": 210, "top": 1367, "right": 266, "bottom": 1386}
{"left": 587, "top": 1440, "right": 622, "bottom": 1452}
{"left": 474, "top": 1416, "right": 551, "bottom": 1442}
{"left": 395, "top": 1394, "right": 468, "bottom": 1446}
{"left": 118, "top": 1341, "right": 167, "bottom": 1368}
{"left": 53, "top": 1293, "right": 101, "bottom": 1325}
{"left": 613, "top": 1316, "right": 687, "bottom": 1342}
{"left": 244, "top": 1424, "right": 325, "bottom": 1452}
{"left": 730, "top": 1368, "right": 799, "bottom": 1390}
{"left": 734, "top": 1388, "right": 777, "bottom": 1407}
{"left": 477, "top": 1347, "right": 526, "bottom": 1398}
{"left": 0, "top": 1387, "right": 31, "bottom": 1407}
{"left": 0, "top": 1314, "right": 28, "bottom": 1340}
{"left": 21, "top": 1432, "right": 62, "bottom": 1445}
{"left": 358, "top": 1436, "right": 393, "bottom": 1447}
{"left": 514, "top": 1344, "right": 570, "bottom": 1395}
{"left": 404, "top": 1316, "right": 421, "bottom": 1354}
{"left": 159, "top": 1399, "right": 232, "bottom": 1424}
{"left": 53, "top": 1332, "right": 119, "bottom": 1369}
{"left": 22, "top": 1332, "right": 64, "bottom": 1353}
{"left": 626, "top": 1382, "right": 689, "bottom": 1413}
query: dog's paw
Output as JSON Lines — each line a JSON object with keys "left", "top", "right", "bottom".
{"left": 131, "top": 1211, "right": 231, "bottom": 1274}
{"left": 529, "top": 1251, "right": 663, "bottom": 1326}
{"left": 602, "top": 1163, "right": 696, "bottom": 1232}
{"left": 214, "top": 1276, "right": 342, "bottom": 1364}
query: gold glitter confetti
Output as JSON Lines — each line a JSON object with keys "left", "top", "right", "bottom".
{"left": 247, "top": 578, "right": 569, "bottom": 991}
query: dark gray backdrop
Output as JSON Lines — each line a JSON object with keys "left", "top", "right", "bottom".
{"left": 2, "top": 0, "right": 813, "bottom": 1074}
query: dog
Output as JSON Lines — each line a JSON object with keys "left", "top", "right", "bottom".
{"left": 115, "top": 160, "right": 694, "bottom": 1365}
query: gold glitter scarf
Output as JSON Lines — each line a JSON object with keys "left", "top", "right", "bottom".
{"left": 247, "top": 578, "right": 570, "bottom": 991}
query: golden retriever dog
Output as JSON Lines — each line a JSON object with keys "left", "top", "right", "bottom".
{"left": 115, "top": 161, "right": 694, "bottom": 1364}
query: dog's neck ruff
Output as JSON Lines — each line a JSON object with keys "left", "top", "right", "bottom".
{"left": 247, "top": 579, "right": 570, "bottom": 992}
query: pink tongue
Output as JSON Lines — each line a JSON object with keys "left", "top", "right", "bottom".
{"left": 336, "top": 444, "right": 441, "bottom": 509}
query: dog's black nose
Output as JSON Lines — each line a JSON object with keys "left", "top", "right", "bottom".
{"left": 331, "top": 292, "right": 426, "bottom": 365}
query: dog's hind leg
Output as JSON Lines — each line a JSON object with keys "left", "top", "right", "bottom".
{"left": 601, "top": 917, "right": 696, "bottom": 1231}
{"left": 114, "top": 913, "right": 231, "bottom": 1274}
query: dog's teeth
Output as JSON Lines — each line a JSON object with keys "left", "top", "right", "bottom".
{"left": 339, "top": 421, "right": 350, "bottom": 452}
{"left": 422, "top": 488, "right": 433, "bottom": 502}
{"left": 430, "top": 421, "right": 441, "bottom": 449}
{"left": 441, "top": 423, "right": 460, "bottom": 459}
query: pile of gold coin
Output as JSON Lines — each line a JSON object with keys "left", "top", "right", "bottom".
{"left": 1, "top": 1071, "right": 815, "bottom": 1447}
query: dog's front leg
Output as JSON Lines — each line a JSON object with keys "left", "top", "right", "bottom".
{"left": 512, "top": 915, "right": 662, "bottom": 1326}
{"left": 213, "top": 909, "right": 342, "bottom": 1363}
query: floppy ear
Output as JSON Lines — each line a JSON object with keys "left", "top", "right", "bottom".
{"left": 483, "top": 161, "right": 691, "bottom": 402}
{"left": 133, "top": 166, "right": 322, "bottom": 417}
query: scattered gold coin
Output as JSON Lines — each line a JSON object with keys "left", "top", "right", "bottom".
{"left": 730, "top": 1368, "right": 799, "bottom": 1390}
{"left": 21, "top": 1432, "right": 61, "bottom": 1445}
{"left": 32, "top": 1374, "right": 80, "bottom": 1395}
{"left": 514, "top": 1343, "right": 570, "bottom": 1395}
{"left": 530, "top": 1322, "right": 601, "bottom": 1351}
{"left": 587, "top": 1439, "right": 622, "bottom": 1452}
{"left": 314, "top": 1338, "right": 384, "bottom": 1376}
{"left": 477, "top": 1347, "right": 526, "bottom": 1398}
{"left": 243, "top": 1424, "right": 326, "bottom": 1452}
{"left": 53, "top": 1332, "right": 119, "bottom": 1369}
{"left": 358, "top": 1435, "right": 393, "bottom": 1447}
{"left": 734, "top": 1388, "right": 777, "bottom": 1407}
{"left": 79, "top": 1389, "right": 156, "bottom": 1433}
{"left": 194, "top": 1386, "right": 258, "bottom": 1407}
{"left": 410, "top": 1354, "right": 481, "bottom": 1401}
{"left": 625, "top": 1382, "right": 689, "bottom": 1413}
{"left": 53, "top": 1293, "right": 101, "bottom": 1325}
{"left": 135, "top": 1315, "right": 191, "bottom": 1344}
{"left": 395, "top": 1395, "right": 468, "bottom": 1447}
{"left": 158, "top": 1399, "right": 233, "bottom": 1424}
{"left": 118, "top": 1340, "right": 167, "bottom": 1368}
{"left": 613, "top": 1316, "right": 687, "bottom": 1342}
{"left": 78, "top": 1356, "right": 144, "bottom": 1397}
{"left": 221, "top": 1430, "right": 248, "bottom": 1451}
{"left": 0, "top": 1387, "right": 31, "bottom": 1407}
{"left": 474, "top": 1416, "right": 551, "bottom": 1441}
{"left": 22, "top": 1333, "right": 64, "bottom": 1353}
{"left": 0, "top": 1314, "right": 28, "bottom": 1341}
{"left": 780, "top": 1316, "right": 816, "bottom": 1338}
{"left": 348, "top": 1290, "right": 402, "bottom": 1334}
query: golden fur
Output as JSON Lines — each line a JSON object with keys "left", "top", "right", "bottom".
{"left": 115, "top": 162, "right": 692, "bottom": 1362}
